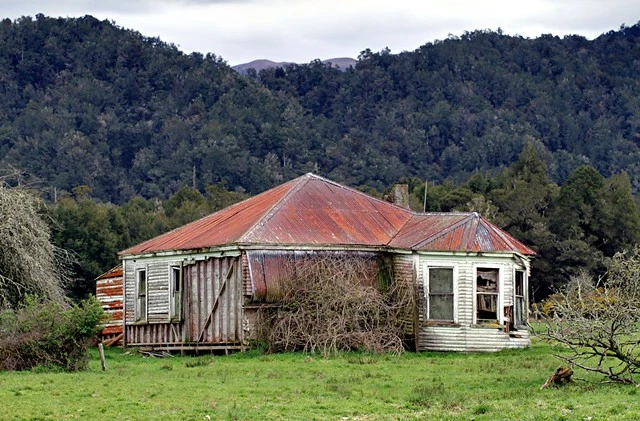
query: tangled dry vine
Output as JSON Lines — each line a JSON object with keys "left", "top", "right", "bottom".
{"left": 260, "top": 254, "right": 415, "bottom": 356}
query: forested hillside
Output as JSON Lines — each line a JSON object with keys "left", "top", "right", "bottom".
{"left": 2, "top": 16, "right": 640, "bottom": 201}
{"left": 1, "top": 15, "right": 640, "bottom": 300}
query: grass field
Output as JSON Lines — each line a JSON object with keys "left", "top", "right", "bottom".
{"left": 1, "top": 337, "right": 638, "bottom": 420}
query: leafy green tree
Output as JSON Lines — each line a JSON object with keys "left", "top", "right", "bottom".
{"left": 50, "top": 187, "right": 129, "bottom": 299}
{"left": 596, "top": 172, "right": 640, "bottom": 256}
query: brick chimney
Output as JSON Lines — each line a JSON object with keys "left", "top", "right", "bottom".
{"left": 391, "top": 184, "right": 410, "bottom": 209}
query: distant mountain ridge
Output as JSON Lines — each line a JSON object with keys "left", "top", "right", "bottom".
{"left": 232, "top": 57, "right": 356, "bottom": 74}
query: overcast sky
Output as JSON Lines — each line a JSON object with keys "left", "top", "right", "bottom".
{"left": 3, "top": 1, "right": 639, "bottom": 65}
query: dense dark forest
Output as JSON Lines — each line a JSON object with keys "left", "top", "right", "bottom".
{"left": 1, "top": 15, "right": 640, "bottom": 300}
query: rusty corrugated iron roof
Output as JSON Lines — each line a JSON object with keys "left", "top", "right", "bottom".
{"left": 120, "top": 173, "right": 413, "bottom": 255}
{"left": 389, "top": 213, "right": 536, "bottom": 255}
{"left": 95, "top": 265, "right": 123, "bottom": 280}
{"left": 120, "top": 173, "right": 535, "bottom": 256}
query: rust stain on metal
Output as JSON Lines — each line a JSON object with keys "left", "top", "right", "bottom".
{"left": 95, "top": 265, "right": 124, "bottom": 345}
{"left": 247, "top": 250, "right": 382, "bottom": 302}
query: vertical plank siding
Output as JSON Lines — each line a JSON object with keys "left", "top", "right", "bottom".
{"left": 184, "top": 256, "right": 242, "bottom": 346}
{"left": 392, "top": 254, "right": 417, "bottom": 339}
{"left": 123, "top": 254, "right": 244, "bottom": 350}
{"left": 147, "top": 260, "right": 170, "bottom": 323}
{"left": 125, "top": 323, "right": 185, "bottom": 346}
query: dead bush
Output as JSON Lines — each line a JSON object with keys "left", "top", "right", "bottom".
{"left": 0, "top": 184, "right": 70, "bottom": 309}
{"left": 541, "top": 245, "right": 640, "bottom": 384}
{"left": 260, "top": 254, "right": 415, "bottom": 355}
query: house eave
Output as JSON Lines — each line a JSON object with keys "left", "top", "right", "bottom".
{"left": 120, "top": 245, "right": 241, "bottom": 260}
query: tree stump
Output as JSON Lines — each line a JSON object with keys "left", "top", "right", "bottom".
{"left": 540, "top": 366, "right": 574, "bottom": 389}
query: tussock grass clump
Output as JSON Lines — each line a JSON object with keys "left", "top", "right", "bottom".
{"left": 184, "top": 357, "right": 214, "bottom": 368}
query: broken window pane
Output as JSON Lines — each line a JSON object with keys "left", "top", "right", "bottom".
{"left": 476, "top": 294, "right": 497, "bottom": 320}
{"left": 476, "top": 268, "right": 499, "bottom": 322}
{"left": 515, "top": 270, "right": 526, "bottom": 325}
{"left": 476, "top": 268, "right": 498, "bottom": 292}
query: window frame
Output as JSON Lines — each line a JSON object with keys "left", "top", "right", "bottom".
{"left": 135, "top": 267, "right": 148, "bottom": 323}
{"left": 474, "top": 266, "right": 501, "bottom": 325}
{"left": 169, "top": 264, "right": 182, "bottom": 322}
{"left": 423, "top": 263, "right": 457, "bottom": 323}
{"left": 514, "top": 269, "right": 527, "bottom": 327}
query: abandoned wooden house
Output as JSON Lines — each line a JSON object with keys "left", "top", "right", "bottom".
{"left": 118, "top": 173, "right": 535, "bottom": 352}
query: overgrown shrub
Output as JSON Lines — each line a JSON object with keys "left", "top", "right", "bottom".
{"left": 0, "top": 296, "right": 104, "bottom": 371}
{"left": 260, "top": 255, "right": 414, "bottom": 355}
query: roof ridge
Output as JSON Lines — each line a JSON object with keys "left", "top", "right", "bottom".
{"left": 463, "top": 213, "right": 481, "bottom": 249}
{"left": 478, "top": 215, "right": 534, "bottom": 254}
{"left": 240, "top": 173, "right": 312, "bottom": 241}
{"left": 308, "top": 173, "right": 416, "bottom": 214}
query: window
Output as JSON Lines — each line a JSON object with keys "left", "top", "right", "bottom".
{"left": 169, "top": 265, "right": 182, "bottom": 321}
{"left": 136, "top": 268, "right": 147, "bottom": 322}
{"left": 515, "top": 270, "right": 526, "bottom": 326}
{"left": 428, "top": 267, "right": 454, "bottom": 321}
{"left": 476, "top": 268, "right": 499, "bottom": 323}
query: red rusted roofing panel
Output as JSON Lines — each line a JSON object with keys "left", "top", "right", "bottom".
{"left": 243, "top": 176, "right": 412, "bottom": 245}
{"left": 95, "top": 265, "right": 123, "bottom": 280}
{"left": 478, "top": 217, "right": 536, "bottom": 255}
{"left": 390, "top": 213, "right": 535, "bottom": 255}
{"left": 120, "top": 177, "right": 300, "bottom": 255}
{"left": 388, "top": 213, "right": 469, "bottom": 249}
{"left": 119, "top": 174, "right": 534, "bottom": 256}
{"left": 95, "top": 267, "right": 124, "bottom": 339}
{"left": 121, "top": 174, "right": 413, "bottom": 255}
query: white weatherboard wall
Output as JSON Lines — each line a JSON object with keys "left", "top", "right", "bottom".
{"left": 416, "top": 252, "right": 530, "bottom": 352}
{"left": 124, "top": 255, "right": 184, "bottom": 323}
{"left": 122, "top": 250, "right": 245, "bottom": 350}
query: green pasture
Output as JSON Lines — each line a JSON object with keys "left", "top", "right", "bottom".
{"left": 1, "top": 338, "right": 638, "bottom": 420}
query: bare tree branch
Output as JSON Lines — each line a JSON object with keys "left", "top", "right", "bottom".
{"left": 541, "top": 246, "right": 640, "bottom": 385}
{"left": 0, "top": 184, "right": 70, "bottom": 308}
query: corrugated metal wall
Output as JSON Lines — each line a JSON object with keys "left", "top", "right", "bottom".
{"left": 96, "top": 274, "right": 123, "bottom": 341}
{"left": 244, "top": 250, "right": 382, "bottom": 303}
{"left": 419, "top": 326, "right": 530, "bottom": 352}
